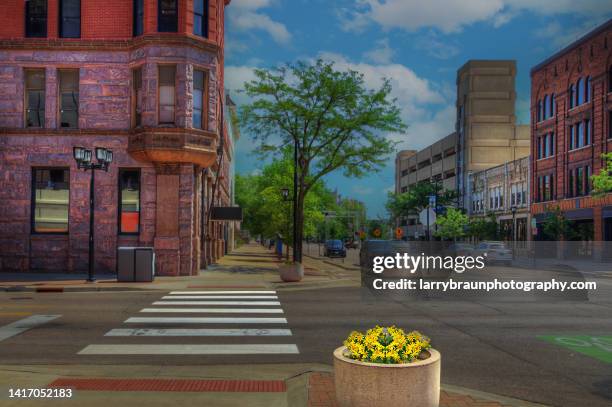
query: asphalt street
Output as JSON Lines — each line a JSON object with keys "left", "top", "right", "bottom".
{"left": 0, "top": 271, "right": 611, "bottom": 407}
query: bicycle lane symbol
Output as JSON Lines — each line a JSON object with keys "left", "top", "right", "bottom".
{"left": 538, "top": 335, "right": 612, "bottom": 363}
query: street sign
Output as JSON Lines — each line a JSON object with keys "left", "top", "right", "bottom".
{"left": 419, "top": 208, "right": 436, "bottom": 226}
{"left": 395, "top": 227, "right": 403, "bottom": 239}
{"left": 428, "top": 195, "right": 436, "bottom": 207}
{"left": 373, "top": 228, "right": 382, "bottom": 237}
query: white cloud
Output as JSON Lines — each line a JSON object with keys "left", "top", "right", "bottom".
{"left": 340, "top": 0, "right": 612, "bottom": 33}
{"left": 316, "top": 52, "right": 455, "bottom": 149}
{"left": 414, "top": 33, "right": 460, "bottom": 60}
{"left": 225, "top": 65, "right": 259, "bottom": 104}
{"left": 228, "top": 0, "right": 291, "bottom": 45}
{"left": 363, "top": 38, "right": 395, "bottom": 63}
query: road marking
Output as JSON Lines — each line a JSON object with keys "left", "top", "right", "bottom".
{"left": 153, "top": 301, "right": 281, "bottom": 306}
{"left": 539, "top": 335, "right": 612, "bottom": 363}
{"left": 0, "top": 315, "right": 61, "bottom": 342}
{"left": 169, "top": 291, "right": 276, "bottom": 295}
{"left": 105, "top": 328, "right": 293, "bottom": 337}
{"left": 78, "top": 344, "right": 300, "bottom": 355}
{"left": 125, "top": 317, "right": 288, "bottom": 324}
{"left": 162, "top": 295, "right": 278, "bottom": 299}
{"left": 140, "top": 308, "right": 284, "bottom": 314}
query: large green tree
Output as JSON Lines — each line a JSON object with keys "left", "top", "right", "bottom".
{"left": 386, "top": 183, "right": 458, "bottom": 220}
{"left": 591, "top": 153, "right": 612, "bottom": 196}
{"left": 434, "top": 208, "right": 468, "bottom": 241}
{"left": 240, "top": 59, "right": 405, "bottom": 262}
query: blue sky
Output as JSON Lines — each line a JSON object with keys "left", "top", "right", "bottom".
{"left": 225, "top": 0, "right": 612, "bottom": 218}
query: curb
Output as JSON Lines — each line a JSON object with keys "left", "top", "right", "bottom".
{"left": 1, "top": 285, "right": 162, "bottom": 293}
{"left": 303, "top": 254, "right": 359, "bottom": 272}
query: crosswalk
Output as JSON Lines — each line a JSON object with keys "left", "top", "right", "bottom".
{"left": 78, "top": 290, "right": 299, "bottom": 356}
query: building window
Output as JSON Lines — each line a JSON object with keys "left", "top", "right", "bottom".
{"left": 577, "top": 77, "right": 584, "bottom": 105}
{"left": 26, "top": 0, "right": 47, "bottom": 38}
{"left": 550, "top": 93, "right": 555, "bottom": 117}
{"left": 119, "top": 169, "right": 140, "bottom": 234}
{"left": 537, "top": 174, "right": 554, "bottom": 202}
{"left": 569, "top": 84, "right": 575, "bottom": 109}
{"left": 193, "top": 69, "right": 206, "bottom": 129}
{"left": 576, "top": 167, "right": 584, "bottom": 196}
{"left": 59, "top": 70, "right": 79, "bottom": 128}
{"left": 193, "top": 0, "right": 208, "bottom": 37}
{"left": 59, "top": 0, "right": 80, "bottom": 38}
{"left": 544, "top": 95, "right": 550, "bottom": 119}
{"left": 158, "top": 65, "right": 176, "bottom": 124}
{"left": 568, "top": 169, "right": 574, "bottom": 197}
{"left": 32, "top": 168, "right": 69, "bottom": 233}
{"left": 584, "top": 119, "right": 591, "bottom": 146}
{"left": 585, "top": 76, "right": 591, "bottom": 102}
{"left": 586, "top": 165, "right": 591, "bottom": 195}
{"left": 549, "top": 132, "right": 555, "bottom": 156}
{"left": 133, "top": 0, "right": 144, "bottom": 36}
{"left": 158, "top": 0, "right": 178, "bottom": 32}
{"left": 132, "top": 68, "right": 143, "bottom": 127}
{"left": 25, "top": 69, "right": 45, "bottom": 128}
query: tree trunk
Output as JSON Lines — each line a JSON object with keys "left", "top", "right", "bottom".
{"left": 295, "top": 187, "right": 305, "bottom": 263}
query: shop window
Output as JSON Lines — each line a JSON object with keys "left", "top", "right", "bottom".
{"left": 32, "top": 168, "right": 69, "bottom": 233}
{"left": 59, "top": 70, "right": 79, "bottom": 128}
{"left": 119, "top": 169, "right": 140, "bottom": 234}
{"left": 25, "top": 69, "right": 45, "bottom": 128}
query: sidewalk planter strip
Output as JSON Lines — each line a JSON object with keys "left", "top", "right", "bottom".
{"left": 333, "top": 346, "right": 441, "bottom": 407}
{"left": 279, "top": 263, "right": 304, "bottom": 282}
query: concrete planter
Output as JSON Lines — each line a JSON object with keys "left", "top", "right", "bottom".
{"left": 333, "top": 346, "right": 441, "bottom": 407}
{"left": 279, "top": 262, "right": 304, "bottom": 282}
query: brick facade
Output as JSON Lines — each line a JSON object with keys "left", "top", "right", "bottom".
{"left": 0, "top": 0, "right": 234, "bottom": 275}
{"left": 530, "top": 19, "right": 612, "bottom": 241}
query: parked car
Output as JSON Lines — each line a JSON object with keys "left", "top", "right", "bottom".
{"left": 448, "top": 243, "right": 475, "bottom": 256}
{"left": 324, "top": 240, "right": 347, "bottom": 258}
{"left": 474, "top": 241, "right": 513, "bottom": 265}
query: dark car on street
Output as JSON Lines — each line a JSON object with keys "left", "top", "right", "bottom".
{"left": 324, "top": 239, "right": 347, "bottom": 258}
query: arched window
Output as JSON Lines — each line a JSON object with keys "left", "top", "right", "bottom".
{"left": 609, "top": 66, "right": 612, "bottom": 93}
{"left": 585, "top": 76, "right": 591, "bottom": 102}
{"left": 550, "top": 93, "right": 555, "bottom": 117}
{"left": 536, "top": 100, "right": 541, "bottom": 122}
{"left": 569, "top": 84, "right": 575, "bottom": 109}
{"left": 544, "top": 95, "right": 550, "bottom": 119}
{"left": 577, "top": 77, "right": 584, "bottom": 105}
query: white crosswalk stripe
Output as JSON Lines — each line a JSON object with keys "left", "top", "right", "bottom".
{"left": 78, "top": 290, "right": 299, "bottom": 356}
{"left": 162, "top": 295, "right": 278, "bottom": 299}
{"left": 105, "top": 328, "right": 293, "bottom": 337}
{"left": 153, "top": 301, "right": 281, "bottom": 306}
{"left": 140, "top": 308, "right": 284, "bottom": 314}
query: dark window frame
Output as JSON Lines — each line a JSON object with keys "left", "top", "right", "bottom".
{"left": 158, "top": 0, "right": 178, "bottom": 32}
{"left": 133, "top": 0, "right": 144, "bottom": 36}
{"left": 158, "top": 65, "right": 176, "bottom": 125}
{"left": 58, "top": 69, "right": 79, "bottom": 128}
{"left": 25, "top": 0, "right": 48, "bottom": 38}
{"left": 118, "top": 168, "right": 141, "bottom": 235}
{"left": 193, "top": 0, "right": 209, "bottom": 38}
{"left": 59, "top": 0, "right": 81, "bottom": 38}
{"left": 25, "top": 68, "right": 46, "bottom": 128}
{"left": 31, "top": 167, "right": 70, "bottom": 235}
{"left": 193, "top": 69, "right": 207, "bottom": 129}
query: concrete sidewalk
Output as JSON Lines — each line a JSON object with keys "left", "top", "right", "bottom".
{"left": 0, "top": 243, "right": 359, "bottom": 293}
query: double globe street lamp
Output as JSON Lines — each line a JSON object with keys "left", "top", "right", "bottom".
{"left": 73, "top": 147, "right": 114, "bottom": 282}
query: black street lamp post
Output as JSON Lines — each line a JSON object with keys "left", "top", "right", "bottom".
{"left": 280, "top": 187, "right": 292, "bottom": 261}
{"left": 511, "top": 205, "right": 517, "bottom": 260}
{"left": 73, "top": 146, "right": 113, "bottom": 282}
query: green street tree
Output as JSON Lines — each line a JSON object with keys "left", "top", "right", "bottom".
{"left": 591, "top": 153, "right": 612, "bottom": 196}
{"left": 541, "top": 206, "right": 571, "bottom": 241}
{"left": 386, "top": 183, "right": 458, "bottom": 219}
{"left": 240, "top": 59, "right": 405, "bottom": 262}
{"left": 468, "top": 214, "right": 499, "bottom": 241}
{"left": 434, "top": 208, "right": 468, "bottom": 241}
{"left": 235, "top": 155, "right": 337, "bottom": 247}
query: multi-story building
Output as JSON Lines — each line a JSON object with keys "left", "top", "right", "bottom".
{"left": 0, "top": 0, "right": 235, "bottom": 276}
{"left": 395, "top": 60, "right": 529, "bottom": 238}
{"left": 456, "top": 60, "right": 530, "bottom": 207}
{"left": 530, "top": 19, "right": 612, "bottom": 242}
{"left": 467, "top": 156, "right": 531, "bottom": 241}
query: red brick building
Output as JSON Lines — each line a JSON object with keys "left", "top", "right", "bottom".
{"left": 530, "top": 19, "right": 612, "bottom": 243}
{"left": 0, "top": 0, "right": 236, "bottom": 276}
